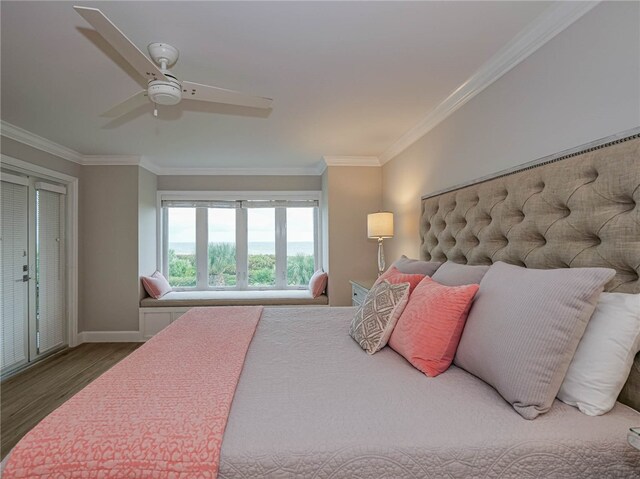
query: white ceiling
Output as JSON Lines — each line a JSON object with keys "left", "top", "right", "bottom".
{"left": 1, "top": 1, "right": 552, "bottom": 170}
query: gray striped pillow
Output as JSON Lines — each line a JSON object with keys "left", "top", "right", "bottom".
{"left": 454, "top": 261, "right": 615, "bottom": 420}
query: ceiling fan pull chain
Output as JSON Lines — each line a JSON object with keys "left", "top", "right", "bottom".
{"left": 154, "top": 104, "right": 158, "bottom": 117}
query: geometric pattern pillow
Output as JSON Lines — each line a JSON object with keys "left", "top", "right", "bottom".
{"left": 350, "top": 280, "right": 410, "bottom": 354}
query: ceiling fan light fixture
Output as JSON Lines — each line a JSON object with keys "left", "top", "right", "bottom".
{"left": 147, "top": 79, "right": 182, "bottom": 105}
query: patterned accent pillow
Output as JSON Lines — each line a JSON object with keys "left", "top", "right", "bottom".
{"left": 350, "top": 280, "right": 410, "bottom": 354}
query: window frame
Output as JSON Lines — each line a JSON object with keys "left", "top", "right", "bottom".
{"left": 157, "top": 191, "right": 322, "bottom": 292}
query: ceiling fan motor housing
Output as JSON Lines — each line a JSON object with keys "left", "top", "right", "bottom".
{"left": 148, "top": 77, "right": 182, "bottom": 105}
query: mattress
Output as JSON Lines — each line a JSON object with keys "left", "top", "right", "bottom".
{"left": 219, "top": 307, "right": 640, "bottom": 479}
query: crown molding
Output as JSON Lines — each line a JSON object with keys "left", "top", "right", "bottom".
{"left": 379, "top": 1, "right": 600, "bottom": 165}
{"left": 143, "top": 164, "right": 325, "bottom": 176}
{"left": 81, "top": 155, "right": 143, "bottom": 166}
{"left": 322, "top": 156, "right": 381, "bottom": 167}
{"left": 1, "top": 120, "right": 85, "bottom": 164}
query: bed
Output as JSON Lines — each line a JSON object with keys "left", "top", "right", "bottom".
{"left": 219, "top": 307, "right": 639, "bottom": 478}
{"left": 3, "top": 130, "right": 640, "bottom": 478}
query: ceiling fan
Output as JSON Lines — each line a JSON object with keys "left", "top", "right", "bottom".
{"left": 74, "top": 6, "right": 273, "bottom": 119}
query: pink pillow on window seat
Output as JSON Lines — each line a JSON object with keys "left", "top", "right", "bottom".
{"left": 141, "top": 271, "right": 172, "bottom": 299}
{"left": 309, "top": 270, "right": 328, "bottom": 298}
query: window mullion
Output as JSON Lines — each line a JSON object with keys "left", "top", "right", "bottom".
{"left": 275, "top": 208, "right": 287, "bottom": 289}
{"left": 237, "top": 208, "right": 248, "bottom": 289}
{"left": 161, "top": 207, "right": 169, "bottom": 278}
{"left": 195, "top": 207, "right": 208, "bottom": 290}
{"left": 313, "top": 206, "right": 320, "bottom": 271}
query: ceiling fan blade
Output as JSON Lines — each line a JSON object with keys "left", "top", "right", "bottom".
{"left": 181, "top": 81, "right": 273, "bottom": 109}
{"left": 74, "top": 6, "right": 167, "bottom": 82}
{"left": 101, "top": 90, "right": 149, "bottom": 118}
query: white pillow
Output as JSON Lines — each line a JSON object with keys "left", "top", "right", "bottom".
{"left": 558, "top": 292, "right": 640, "bottom": 416}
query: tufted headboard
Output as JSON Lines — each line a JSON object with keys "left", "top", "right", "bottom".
{"left": 419, "top": 130, "right": 640, "bottom": 411}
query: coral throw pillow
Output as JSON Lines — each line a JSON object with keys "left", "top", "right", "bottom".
{"left": 308, "top": 270, "right": 328, "bottom": 298}
{"left": 374, "top": 266, "right": 424, "bottom": 295}
{"left": 389, "top": 276, "right": 479, "bottom": 377}
{"left": 141, "top": 271, "right": 172, "bottom": 299}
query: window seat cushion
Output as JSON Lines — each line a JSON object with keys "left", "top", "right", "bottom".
{"left": 140, "top": 289, "right": 329, "bottom": 307}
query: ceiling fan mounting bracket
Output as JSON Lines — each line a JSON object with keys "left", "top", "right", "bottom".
{"left": 147, "top": 42, "right": 179, "bottom": 69}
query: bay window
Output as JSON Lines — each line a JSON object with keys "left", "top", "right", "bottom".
{"left": 160, "top": 193, "right": 320, "bottom": 291}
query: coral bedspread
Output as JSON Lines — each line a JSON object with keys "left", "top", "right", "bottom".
{"left": 3, "top": 306, "right": 263, "bottom": 479}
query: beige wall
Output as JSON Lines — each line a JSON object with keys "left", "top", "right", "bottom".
{"left": 157, "top": 175, "right": 321, "bottom": 191}
{"left": 79, "top": 166, "right": 140, "bottom": 332}
{"left": 138, "top": 167, "right": 158, "bottom": 300}
{"left": 324, "top": 166, "right": 381, "bottom": 306}
{"left": 320, "top": 168, "right": 329, "bottom": 273}
{"left": 382, "top": 1, "right": 640, "bottom": 261}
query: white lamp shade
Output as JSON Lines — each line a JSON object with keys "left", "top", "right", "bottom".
{"left": 367, "top": 212, "right": 394, "bottom": 238}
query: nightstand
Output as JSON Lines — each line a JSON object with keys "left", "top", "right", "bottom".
{"left": 349, "top": 279, "right": 376, "bottom": 307}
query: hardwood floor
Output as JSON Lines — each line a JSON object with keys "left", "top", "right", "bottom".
{"left": 1, "top": 342, "right": 140, "bottom": 460}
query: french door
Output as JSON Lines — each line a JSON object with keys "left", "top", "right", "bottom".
{"left": 1, "top": 173, "right": 67, "bottom": 376}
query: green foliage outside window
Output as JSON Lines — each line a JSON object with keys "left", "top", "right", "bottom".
{"left": 167, "top": 249, "right": 196, "bottom": 287}
{"left": 167, "top": 244, "right": 315, "bottom": 288}
{"left": 287, "top": 253, "right": 315, "bottom": 286}
{"left": 208, "top": 243, "right": 237, "bottom": 286}
{"left": 248, "top": 254, "right": 275, "bottom": 286}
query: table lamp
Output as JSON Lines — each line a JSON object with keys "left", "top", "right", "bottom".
{"left": 367, "top": 212, "right": 394, "bottom": 276}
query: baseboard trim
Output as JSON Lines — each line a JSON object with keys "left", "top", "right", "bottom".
{"left": 78, "top": 331, "right": 144, "bottom": 343}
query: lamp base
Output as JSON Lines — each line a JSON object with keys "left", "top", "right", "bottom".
{"left": 377, "top": 238, "right": 385, "bottom": 276}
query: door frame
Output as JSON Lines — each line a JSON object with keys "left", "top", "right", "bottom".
{"left": 1, "top": 155, "right": 79, "bottom": 347}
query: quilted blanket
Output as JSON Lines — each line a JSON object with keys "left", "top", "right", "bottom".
{"left": 3, "top": 306, "right": 263, "bottom": 479}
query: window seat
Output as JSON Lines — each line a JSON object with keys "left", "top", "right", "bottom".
{"left": 140, "top": 290, "right": 329, "bottom": 307}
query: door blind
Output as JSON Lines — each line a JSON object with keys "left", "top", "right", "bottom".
{"left": 36, "top": 189, "right": 66, "bottom": 354}
{"left": 1, "top": 181, "right": 29, "bottom": 371}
